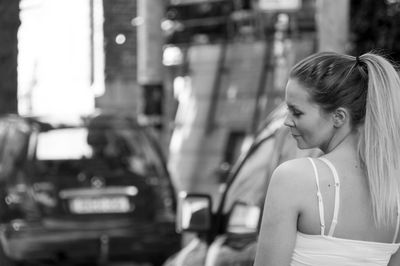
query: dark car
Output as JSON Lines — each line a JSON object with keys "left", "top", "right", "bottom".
{"left": 163, "top": 105, "right": 321, "bottom": 266}
{"left": 0, "top": 113, "right": 181, "bottom": 266}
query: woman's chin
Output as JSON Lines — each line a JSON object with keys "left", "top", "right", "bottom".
{"left": 294, "top": 139, "right": 310, "bottom": 150}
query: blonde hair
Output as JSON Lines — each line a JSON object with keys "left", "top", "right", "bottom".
{"left": 290, "top": 52, "right": 400, "bottom": 226}
{"left": 359, "top": 53, "right": 400, "bottom": 225}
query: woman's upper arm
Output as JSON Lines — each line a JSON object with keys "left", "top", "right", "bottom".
{"left": 253, "top": 162, "right": 303, "bottom": 266}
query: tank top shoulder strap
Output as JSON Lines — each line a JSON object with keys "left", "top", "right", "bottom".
{"left": 393, "top": 195, "right": 400, "bottom": 243}
{"left": 318, "top": 157, "right": 341, "bottom": 237}
{"left": 307, "top": 157, "right": 326, "bottom": 235}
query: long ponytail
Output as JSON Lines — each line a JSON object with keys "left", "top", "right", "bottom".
{"left": 359, "top": 53, "right": 400, "bottom": 226}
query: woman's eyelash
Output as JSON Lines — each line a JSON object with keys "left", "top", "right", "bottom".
{"left": 291, "top": 111, "right": 301, "bottom": 116}
{"left": 287, "top": 106, "right": 302, "bottom": 116}
{"left": 293, "top": 109, "right": 302, "bottom": 114}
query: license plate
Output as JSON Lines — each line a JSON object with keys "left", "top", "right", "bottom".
{"left": 69, "top": 196, "right": 131, "bottom": 214}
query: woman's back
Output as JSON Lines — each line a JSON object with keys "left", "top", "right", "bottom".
{"left": 297, "top": 156, "right": 399, "bottom": 243}
{"left": 290, "top": 155, "right": 400, "bottom": 265}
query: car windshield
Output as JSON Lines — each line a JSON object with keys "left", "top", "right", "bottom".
{"left": 34, "top": 126, "right": 164, "bottom": 178}
{"left": 37, "top": 128, "right": 92, "bottom": 160}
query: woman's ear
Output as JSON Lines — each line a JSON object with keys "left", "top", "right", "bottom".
{"left": 332, "top": 107, "right": 348, "bottom": 128}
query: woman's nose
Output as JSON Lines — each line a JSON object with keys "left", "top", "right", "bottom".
{"left": 284, "top": 114, "right": 293, "bottom": 127}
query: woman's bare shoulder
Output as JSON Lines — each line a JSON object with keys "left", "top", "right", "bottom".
{"left": 274, "top": 157, "right": 315, "bottom": 180}
{"left": 269, "top": 158, "right": 315, "bottom": 195}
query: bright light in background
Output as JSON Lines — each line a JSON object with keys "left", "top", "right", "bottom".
{"left": 163, "top": 46, "right": 183, "bottom": 66}
{"left": 115, "top": 34, "right": 126, "bottom": 45}
{"left": 18, "top": 0, "right": 105, "bottom": 117}
{"left": 131, "top": 16, "right": 143, "bottom": 27}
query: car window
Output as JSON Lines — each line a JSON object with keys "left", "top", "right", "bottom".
{"left": 36, "top": 128, "right": 93, "bottom": 160}
{"left": 116, "top": 128, "right": 166, "bottom": 176}
{"left": 34, "top": 127, "right": 160, "bottom": 175}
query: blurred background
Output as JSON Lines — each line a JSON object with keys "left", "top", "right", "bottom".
{"left": 0, "top": 0, "right": 400, "bottom": 265}
{"left": 2, "top": 0, "right": 400, "bottom": 193}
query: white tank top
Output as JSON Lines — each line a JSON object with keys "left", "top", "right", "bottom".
{"left": 290, "top": 158, "right": 400, "bottom": 266}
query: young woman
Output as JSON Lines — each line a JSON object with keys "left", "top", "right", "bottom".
{"left": 254, "top": 52, "right": 400, "bottom": 266}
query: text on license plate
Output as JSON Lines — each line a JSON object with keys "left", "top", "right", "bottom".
{"left": 69, "top": 196, "right": 131, "bottom": 214}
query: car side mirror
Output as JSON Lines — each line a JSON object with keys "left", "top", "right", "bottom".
{"left": 176, "top": 192, "right": 212, "bottom": 233}
{"left": 226, "top": 201, "right": 261, "bottom": 234}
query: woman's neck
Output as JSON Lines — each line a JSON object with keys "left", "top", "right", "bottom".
{"left": 322, "top": 129, "right": 359, "bottom": 155}
{"left": 324, "top": 131, "right": 360, "bottom": 161}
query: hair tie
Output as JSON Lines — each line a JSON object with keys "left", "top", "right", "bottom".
{"left": 355, "top": 55, "right": 368, "bottom": 79}
{"left": 355, "top": 56, "right": 361, "bottom": 65}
